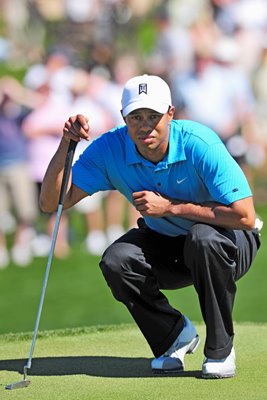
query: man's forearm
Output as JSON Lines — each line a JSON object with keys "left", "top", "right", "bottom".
{"left": 39, "top": 138, "right": 71, "bottom": 213}
{"left": 168, "top": 198, "right": 255, "bottom": 230}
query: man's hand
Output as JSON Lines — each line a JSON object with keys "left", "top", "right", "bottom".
{"left": 132, "top": 191, "right": 171, "bottom": 217}
{"left": 63, "top": 114, "right": 90, "bottom": 143}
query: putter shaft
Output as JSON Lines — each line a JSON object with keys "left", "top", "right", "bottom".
{"left": 5, "top": 140, "right": 77, "bottom": 390}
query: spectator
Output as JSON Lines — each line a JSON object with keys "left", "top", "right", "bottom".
{"left": 0, "top": 77, "right": 40, "bottom": 268}
{"left": 171, "top": 36, "right": 257, "bottom": 184}
{"left": 22, "top": 80, "right": 71, "bottom": 258}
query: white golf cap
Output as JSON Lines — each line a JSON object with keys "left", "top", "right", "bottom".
{"left": 121, "top": 74, "right": 172, "bottom": 117}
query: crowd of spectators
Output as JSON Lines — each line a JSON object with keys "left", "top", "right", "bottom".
{"left": 0, "top": 0, "right": 267, "bottom": 268}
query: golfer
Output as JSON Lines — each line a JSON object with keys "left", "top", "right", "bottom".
{"left": 40, "top": 74, "right": 261, "bottom": 378}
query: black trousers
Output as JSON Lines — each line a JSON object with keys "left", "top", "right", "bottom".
{"left": 99, "top": 219, "right": 260, "bottom": 359}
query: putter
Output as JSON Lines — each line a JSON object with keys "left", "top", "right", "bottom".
{"left": 5, "top": 139, "right": 77, "bottom": 390}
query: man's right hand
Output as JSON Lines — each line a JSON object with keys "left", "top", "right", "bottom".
{"left": 63, "top": 114, "right": 90, "bottom": 142}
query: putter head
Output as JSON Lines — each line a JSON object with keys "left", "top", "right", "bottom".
{"left": 5, "top": 364, "right": 31, "bottom": 390}
{"left": 5, "top": 379, "right": 31, "bottom": 390}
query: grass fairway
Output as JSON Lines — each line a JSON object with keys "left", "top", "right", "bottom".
{"left": 0, "top": 323, "right": 267, "bottom": 400}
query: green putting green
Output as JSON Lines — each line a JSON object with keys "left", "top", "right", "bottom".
{"left": 1, "top": 323, "right": 267, "bottom": 400}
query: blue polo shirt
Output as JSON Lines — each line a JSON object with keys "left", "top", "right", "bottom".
{"left": 72, "top": 119, "right": 252, "bottom": 236}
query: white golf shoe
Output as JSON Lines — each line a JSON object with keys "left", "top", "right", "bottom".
{"left": 202, "top": 347, "right": 236, "bottom": 378}
{"left": 151, "top": 316, "right": 200, "bottom": 373}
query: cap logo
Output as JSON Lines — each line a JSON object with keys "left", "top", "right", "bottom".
{"left": 139, "top": 83, "right": 147, "bottom": 95}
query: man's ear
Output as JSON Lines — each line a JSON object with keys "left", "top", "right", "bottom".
{"left": 168, "top": 105, "right": 175, "bottom": 122}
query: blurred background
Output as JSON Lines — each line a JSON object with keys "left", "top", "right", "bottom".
{"left": 0, "top": 0, "right": 267, "bottom": 334}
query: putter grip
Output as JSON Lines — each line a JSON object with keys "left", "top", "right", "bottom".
{"left": 58, "top": 140, "right": 77, "bottom": 205}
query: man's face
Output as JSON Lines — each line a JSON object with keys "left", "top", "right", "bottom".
{"left": 124, "top": 107, "right": 174, "bottom": 163}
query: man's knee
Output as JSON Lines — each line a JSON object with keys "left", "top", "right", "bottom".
{"left": 100, "top": 242, "right": 128, "bottom": 277}
{"left": 99, "top": 242, "right": 140, "bottom": 299}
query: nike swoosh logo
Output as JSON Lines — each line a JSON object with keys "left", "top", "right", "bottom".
{"left": 177, "top": 177, "right": 187, "bottom": 184}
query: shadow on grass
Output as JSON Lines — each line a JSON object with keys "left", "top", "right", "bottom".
{"left": 0, "top": 356, "right": 201, "bottom": 379}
